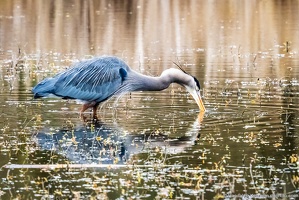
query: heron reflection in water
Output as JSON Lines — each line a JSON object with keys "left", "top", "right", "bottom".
{"left": 32, "top": 56, "right": 205, "bottom": 118}
{"left": 35, "top": 113, "right": 204, "bottom": 164}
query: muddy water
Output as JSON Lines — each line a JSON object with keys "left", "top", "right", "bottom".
{"left": 0, "top": 0, "right": 299, "bottom": 199}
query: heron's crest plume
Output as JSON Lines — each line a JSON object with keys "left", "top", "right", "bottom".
{"left": 172, "top": 61, "right": 188, "bottom": 74}
{"left": 172, "top": 60, "right": 201, "bottom": 90}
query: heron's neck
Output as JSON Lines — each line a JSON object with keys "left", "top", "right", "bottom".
{"left": 136, "top": 75, "right": 168, "bottom": 91}
{"left": 130, "top": 68, "right": 190, "bottom": 91}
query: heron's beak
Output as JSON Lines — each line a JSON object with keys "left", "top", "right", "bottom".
{"left": 188, "top": 88, "right": 206, "bottom": 112}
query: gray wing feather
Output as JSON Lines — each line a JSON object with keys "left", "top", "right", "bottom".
{"left": 53, "top": 56, "right": 129, "bottom": 102}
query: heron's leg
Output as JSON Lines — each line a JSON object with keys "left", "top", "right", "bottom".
{"left": 92, "top": 103, "right": 100, "bottom": 119}
{"left": 80, "top": 101, "right": 97, "bottom": 118}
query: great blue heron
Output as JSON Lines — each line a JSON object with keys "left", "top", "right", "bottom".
{"left": 32, "top": 56, "right": 205, "bottom": 118}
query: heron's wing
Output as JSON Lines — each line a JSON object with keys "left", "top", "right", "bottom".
{"left": 54, "top": 57, "right": 128, "bottom": 102}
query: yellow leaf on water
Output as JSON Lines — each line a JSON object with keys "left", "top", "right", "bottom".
{"left": 290, "top": 154, "right": 298, "bottom": 163}
{"left": 213, "top": 193, "right": 224, "bottom": 199}
{"left": 71, "top": 137, "right": 78, "bottom": 145}
{"left": 137, "top": 171, "right": 142, "bottom": 183}
{"left": 273, "top": 143, "right": 282, "bottom": 148}
{"left": 169, "top": 190, "right": 173, "bottom": 198}
{"left": 96, "top": 136, "right": 102, "bottom": 141}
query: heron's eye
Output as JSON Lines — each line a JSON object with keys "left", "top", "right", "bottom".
{"left": 193, "top": 77, "right": 201, "bottom": 91}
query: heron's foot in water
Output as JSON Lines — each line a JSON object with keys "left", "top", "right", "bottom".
{"left": 92, "top": 114, "right": 99, "bottom": 121}
{"left": 79, "top": 101, "right": 100, "bottom": 121}
{"left": 79, "top": 111, "right": 88, "bottom": 122}
{"left": 79, "top": 112, "right": 100, "bottom": 122}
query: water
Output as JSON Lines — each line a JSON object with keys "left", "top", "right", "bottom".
{"left": 1, "top": 0, "right": 299, "bottom": 199}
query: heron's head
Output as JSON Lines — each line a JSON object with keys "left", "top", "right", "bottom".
{"left": 183, "top": 76, "right": 206, "bottom": 112}
{"left": 161, "top": 66, "right": 206, "bottom": 111}
{"left": 162, "top": 67, "right": 206, "bottom": 112}
{"left": 169, "top": 63, "right": 206, "bottom": 112}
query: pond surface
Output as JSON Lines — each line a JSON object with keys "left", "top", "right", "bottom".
{"left": 1, "top": 0, "right": 299, "bottom": 199}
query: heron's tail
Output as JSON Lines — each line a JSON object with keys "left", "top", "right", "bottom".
{"left": 32, "top": 78, "right": 56, "bottom": 98}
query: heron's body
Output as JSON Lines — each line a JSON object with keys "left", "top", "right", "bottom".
{"left": 33, "top": 56, "right": 205, "bottom": 118}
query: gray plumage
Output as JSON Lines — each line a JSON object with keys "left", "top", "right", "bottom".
{"left": 32, "top": 56, "right": 205, "bottom": 118}
{"left": 33, "top": 56, "right": 129, "bottom": 102}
